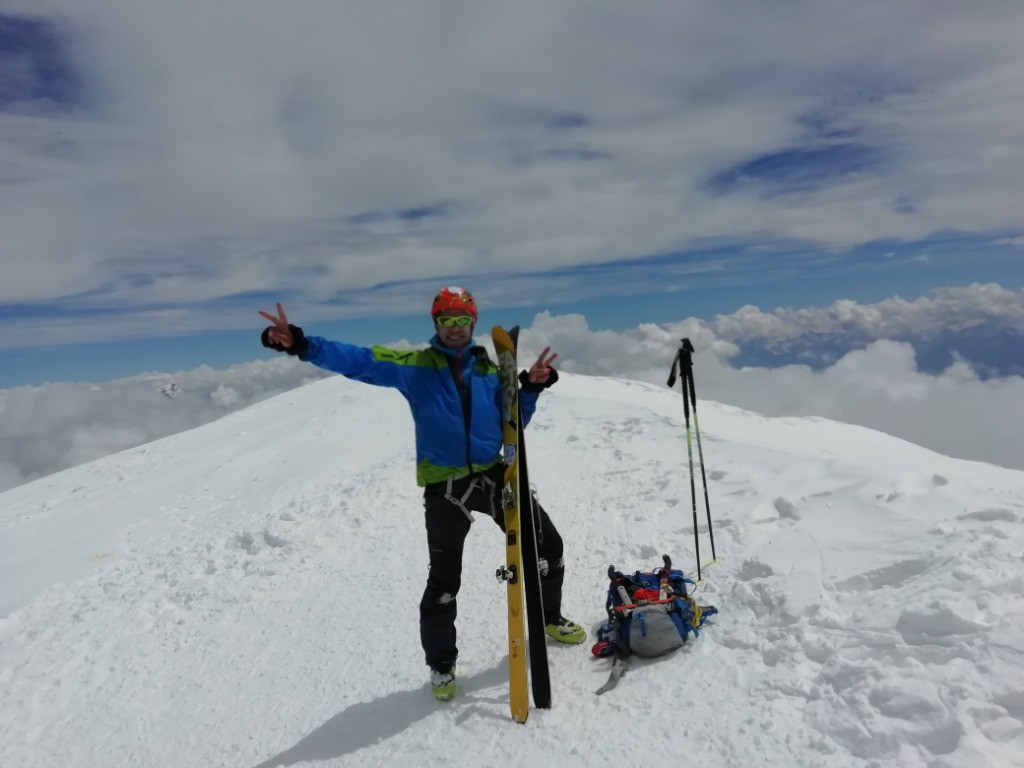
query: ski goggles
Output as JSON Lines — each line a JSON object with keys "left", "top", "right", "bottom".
{"left": 435, "top": 315, "right": 474, "bottom": 327}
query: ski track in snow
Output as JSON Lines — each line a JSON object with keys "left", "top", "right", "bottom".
{"left": 1, "top": 374, "right": 1023, "bottom": 768}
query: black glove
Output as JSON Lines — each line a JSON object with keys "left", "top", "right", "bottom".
{"left": 519, "top": 367, "right": 558, "bottom": 393}
{"left": 261, "top": 324, "right": 309, "bottom": 356}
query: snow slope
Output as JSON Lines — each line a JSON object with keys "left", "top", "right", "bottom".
{"left": 2, "top": 372, "right": 1022, "bottom": 768}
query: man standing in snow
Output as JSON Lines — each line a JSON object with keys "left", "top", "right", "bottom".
{"left": 259, "top": 287, "right": 586, "bottom": 701}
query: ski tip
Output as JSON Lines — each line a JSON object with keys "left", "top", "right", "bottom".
{"left": 491, "top": 325, "right": 521, "bottom": 346}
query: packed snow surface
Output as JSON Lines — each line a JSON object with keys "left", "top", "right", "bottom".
{"left": 2, "top": 372, "right": 1022, "bottom": 768}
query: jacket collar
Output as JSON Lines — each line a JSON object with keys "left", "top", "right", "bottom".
{"left": 429, "top": 334, "right": 477, "bottom": 359}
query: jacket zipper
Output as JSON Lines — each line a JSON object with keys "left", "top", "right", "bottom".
{"left": 452, "top": 350, "right": 474, "bottom": 474}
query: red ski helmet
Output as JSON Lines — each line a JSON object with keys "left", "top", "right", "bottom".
{"left": 430, "top": 286, "right": 477, "bottom": 321}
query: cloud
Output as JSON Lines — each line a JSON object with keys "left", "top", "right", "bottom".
{"left": 511, "top": 283, "right": 1024, "bottom": 378}
{"left": 3, "top": 287, "right": 1021, "bottom": 495}
{"left": 709, "top": 283, "right": 1024, "bottom": 375}
{"left": 516, "top": 314, "right": 1024, "bottom": 473}
{"left": 1, "top": 1, "right": 1023, "bottom": 340}
{"left": 0, "top": 357, "right": 330, "bottom": 492}
{"left": 993, "top": 236, "right": 1024, "bottom": 247}
{"left": 513, "top": 284, "right": 1024, "bottom": 470}
{"left": 718, "top": 283, "right": 1024, "bottom": 339}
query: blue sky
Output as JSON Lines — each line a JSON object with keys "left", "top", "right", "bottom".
{"left": 1, "top": 2, "right": 1022, "bottom": 387}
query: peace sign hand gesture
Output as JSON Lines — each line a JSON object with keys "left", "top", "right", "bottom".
{"left": 527, "top": 347, "right": 558, "bottom": 385}
{"left": 258, "top": 302, "right": 295, "bottom": 349}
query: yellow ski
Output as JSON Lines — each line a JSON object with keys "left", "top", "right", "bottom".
{"left": 492, "top": 325, "right": 529, "bottom": 724}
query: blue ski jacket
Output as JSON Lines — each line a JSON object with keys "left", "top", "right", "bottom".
{"left": 300, "top": 334, "right": 541, "bottom": 486}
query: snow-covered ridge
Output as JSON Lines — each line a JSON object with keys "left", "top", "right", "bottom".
{"left": 2, "top": 373, "right": 1022, "bottom": 767}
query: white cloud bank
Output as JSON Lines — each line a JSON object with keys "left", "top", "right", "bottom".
{"left": 2, "top": 286, "right": 1021, "bottom": 493}
{"left": 0, "top": 358, "right": 331, "bottom": 493}
{"left": 519, "top": 314, "right": 1023, "bottom": 474}
{"left": 711, "top": 283, "right": 1024, "bottom": 342}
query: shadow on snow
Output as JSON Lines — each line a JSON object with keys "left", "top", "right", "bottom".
{"left": 250, "top": 660, "right": 509, "bottom": 767}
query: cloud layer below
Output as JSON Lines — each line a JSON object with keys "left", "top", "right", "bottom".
{"left": 2, "top": 285, "right": 1021, "bottom": 493}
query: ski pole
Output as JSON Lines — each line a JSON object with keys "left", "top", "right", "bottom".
{"left": 668, "top": 339, "right": 716, "bottom": 579}
{"left": 668, "top": 342, "right": 702, "bottom": 581}
{"left": 683, "top": 342, "right": 716, "bottom": 563}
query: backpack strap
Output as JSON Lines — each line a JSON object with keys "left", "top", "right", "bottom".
{"left": 681, "top": 594, "right": 703, "bottom": 627}
{"left": 595, "top": 648, "right": 630, "bottom": 695}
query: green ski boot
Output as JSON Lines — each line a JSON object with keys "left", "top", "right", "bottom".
{"left": 430, "top": 665, "right": 456, "bottom": 702}
{"left": 544, "top": 616, "right": 587, "bottom": 644}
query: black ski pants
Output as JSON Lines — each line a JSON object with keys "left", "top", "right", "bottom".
{"left": 419, "top": 462, "right": 565, "bottom": 671}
